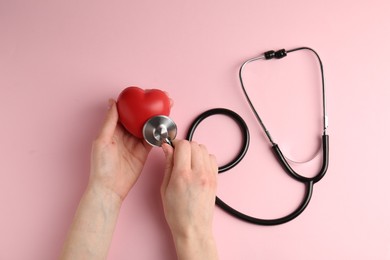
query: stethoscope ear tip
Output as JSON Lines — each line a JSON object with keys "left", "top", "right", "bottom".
{"left": 142, "top": 115, "right": 177, "bottom": 147}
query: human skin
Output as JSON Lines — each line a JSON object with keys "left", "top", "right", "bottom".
{"left": 60, "top": 99, "right": 218, "bottom": 260}
{"left": 60, "top": 99, "right": 151, "bottom": 259}
{"left": 161, "top": 140, "right": 219, "bottom": 260}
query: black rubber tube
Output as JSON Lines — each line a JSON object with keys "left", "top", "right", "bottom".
{"left": 186, "top": 108, "right": 250, "bottom": 173}
{"left": 272, "top": 135, "right": 329, "bottom": 183}
{"left": 215, "top": 181, "right": 313, "bottom": 226}
{"left": 186, "top": 108, "right": 317, "bottom": 225}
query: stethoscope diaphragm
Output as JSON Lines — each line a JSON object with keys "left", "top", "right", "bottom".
{"left": 142, "top": 115, "right": 177, "bottom": 147}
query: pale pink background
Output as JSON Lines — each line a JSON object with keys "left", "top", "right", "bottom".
{"left": 1, "top": 0, "right": 389, "bottom": 259}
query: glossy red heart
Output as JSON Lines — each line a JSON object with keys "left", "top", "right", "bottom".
{"left": 117, "top": 86, "right": 171, "bottom": 138}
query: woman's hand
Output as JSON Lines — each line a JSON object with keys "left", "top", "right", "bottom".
{"left": 61, "top": 99, "right": 152, "bottom": 260}
{"left": 89, "top": 99, "right": 152, "bottom": 202}
{"left": 161, "top": 140, "right": 219, "bottom": 260}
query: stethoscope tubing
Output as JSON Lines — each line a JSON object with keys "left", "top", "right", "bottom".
{"left": 186, "top": 107, "right": 317, "bottom": 226}
{"left": 272, "top": 135, "right": 329, "bottom": 184}
{"left": 215, "top": 181, "right": 314, "bottom": 226}
{"left": 186, "top": 108, "right": 250, "bottom": 173}
{"left": 185, "top": 47, "right": 329, "bottom": 225}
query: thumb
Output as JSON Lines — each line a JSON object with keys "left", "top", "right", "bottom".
{"left": 98, "top": 99, "right": 118, "bottom": 142}
{"left": 161, "top": 143, "right": 174, "bottom": 193}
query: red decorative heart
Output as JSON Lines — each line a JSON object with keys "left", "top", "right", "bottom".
{"left": 117, "top": 86, "right": 171, "bottom": 138}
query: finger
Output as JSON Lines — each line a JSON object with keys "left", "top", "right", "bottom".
{"left": 209, "top": 154, "right": 218, "bottom": 175}
{"left": 172, "top": 140, "right": 191, "bottom": 172}
{"left": 98, "top": 99, "right": 119, "bottom": 142}
{"left": 161, "top": 143, "right": 174, "bottom": 192}
{"left": 199, "top": 144, "right": 210, "bottom": 162}
{"left": 200, "top": 144, "right": 214, "bottom": 171}
{"left": 191, "top": 142, "right": 204, "bottom": 170}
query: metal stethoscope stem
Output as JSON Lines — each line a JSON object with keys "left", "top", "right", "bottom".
{"left": 239, "top": 47, "right": 328, "bottom": 145}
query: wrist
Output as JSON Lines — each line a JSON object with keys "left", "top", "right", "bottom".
{"left": 60, "top": 181, "right": 122, "bottom": 259}
{"left": 85, "top": 182, "right": 123, "bottom": 209}
{"left": 171, "top": 226, "right": 214, "bottom": 241}
{"left": 172, "top": 231, "right": 218, "bottom": 260}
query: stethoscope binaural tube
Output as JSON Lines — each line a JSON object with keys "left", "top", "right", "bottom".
{"left": 239, "top": 47, "right": 330, "bottom": 184}
{"left": 272, "top": 134, "right": 329, "bottom": 184}
{"left": 239, "top": 47, "right": 328, "bottom": 144}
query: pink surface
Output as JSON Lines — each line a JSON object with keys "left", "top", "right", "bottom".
{"left": 1, "top": 0, "right": 389, "bottom": 259}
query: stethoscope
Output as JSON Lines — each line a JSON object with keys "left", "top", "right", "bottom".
{"left": 142, "top": 47, "right": 329, "bottom": 225}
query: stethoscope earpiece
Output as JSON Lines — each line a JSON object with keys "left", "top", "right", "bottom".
{"left": 142, "top": 115, "right": 177, "bottom": 147}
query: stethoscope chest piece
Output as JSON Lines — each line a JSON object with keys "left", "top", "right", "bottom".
{"left": 143, "top": 115, "right": 177, "bottom": 147}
